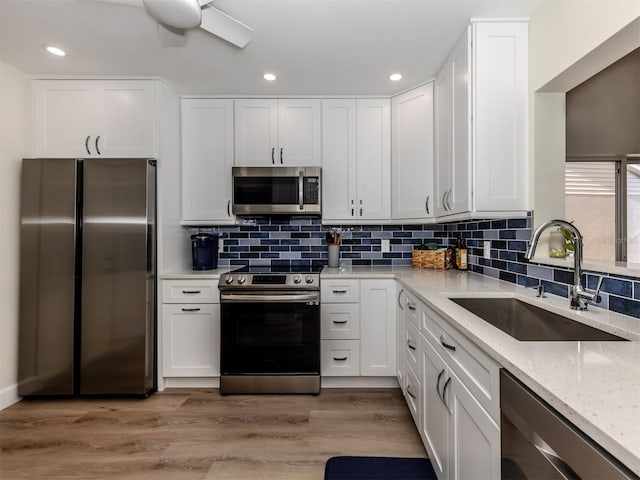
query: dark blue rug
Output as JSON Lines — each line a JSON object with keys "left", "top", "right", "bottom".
{"left": 324, "top": 456, "right": 437, "bottom": 480}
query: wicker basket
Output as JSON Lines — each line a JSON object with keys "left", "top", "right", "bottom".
{"left": 412, "top": 249, "right": 453, "bottom": 270}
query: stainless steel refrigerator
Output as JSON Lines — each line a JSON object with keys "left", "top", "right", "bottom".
{"left": 19, "top": 158, "right": 156, "bottom": 397}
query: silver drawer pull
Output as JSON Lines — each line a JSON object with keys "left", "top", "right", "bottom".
{"left": 181, "top": 307, "right": 201, "bottom": 312}
{"left": 333, "top": 356, "right": 348, "bottom": 361}
{"left": 406, "top": 340, "right": 416, "bottom": 351}
{"left": 332, "top": 319, "right": 348, "bottom": 324}
{"left": 407, "top": 385, "right": 416, "bottom": 399}
{"left": 332, "top": 289, "right": 348, "bottom": 294}
{"left": 440, "top": 335, "right": 456, "bottom": 352}
{"left": 182, "top": 290, "right": 202, "bottom": 294}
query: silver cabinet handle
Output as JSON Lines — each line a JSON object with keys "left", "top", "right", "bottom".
{"left": 280, "top": 147, "right": 283, "bottom": 164}
{"left": 426, "top": 195, "right": 430, "bottom": 215}
{"left": 351, "top": 199, "right": 355, "bottom": 217}
{"left": 333, "top": 356, "right": 348, "bottom": 361}
{"left": 332, "top": 289, "right": 347, "bottom": 294}
{"left": 442, "top": 191, "right": 449, "bottom": 211}
{"left": 359, "top": 199, "right": 363, "bottom": 217}
{"left": 442, "top": 377, "right": 452, "bottom": 408}
{"left": 181, "top": 290, "right": 201, "bottom": 294}
{"left": 181, "top": 307, "right": 201, "bottom": 312}
{"left": 407, "top": 301, "right": 416, "bottom": 311}
{"left": 298, "top": 170, "right": 304, "bottom": 210}
{"left": 445, "top": 189, "right": 453, "bottom": 211}
{"left": 271, "top": 147, "right": 275, "bottom": 164}
{"left": 332, "top": 319, "right": 348, "bottom": 324}
{"left": 398, "top": 289, "right": 405, "bottom": 310}
{"left": 406, "top": 340, "right": 416, "bottom": 351}
{"left": 95, "top": 135, "right": 101, "bottom": 155}
{"left": 406, "top": 384, "right": 417, "bottom": 399}
{"left": 436, "top": 369, "right": 445, "bottom": 397}
{"left": 440, "top": 335, "right": 456, "bottom": 352}
{"left": 85, "top": 135, "right": 91, "bottom": 155}
{"left": 227, "top": 200, "right": 231, "bottom": 217}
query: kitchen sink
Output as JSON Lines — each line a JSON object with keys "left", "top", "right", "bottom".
{"left": 449, "top": 297, "right": 627, "bottom": 341}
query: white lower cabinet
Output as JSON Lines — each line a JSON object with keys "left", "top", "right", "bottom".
{"left": 397, "top": 281, "right": 501, "bottom": 480}
{"left": 161, "top": 280, "right": 220, "bottom": 379}
{"left": 321, "top": 278, "right": 396, "bottom": 378}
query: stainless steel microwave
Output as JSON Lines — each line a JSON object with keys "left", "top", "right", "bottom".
{"left": 232, "top": 166, "right": 321, "bottom": 215}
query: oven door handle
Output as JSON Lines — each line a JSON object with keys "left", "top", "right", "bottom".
{"left": 220, "top": 293, "right": 320, "bottom": 303}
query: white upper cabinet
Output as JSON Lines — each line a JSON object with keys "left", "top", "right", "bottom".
{"left": 435, "top": 20, "right": 528, "bottom": 220}
{"left": 322, "top": 98, "right": 391, "bottom": 223}
{"left": 392, "top": 83, "right": 435, "bottom": 221}
{"left": 234, "top": 99, "right": 321, "bottom": 166}
{"left": 33, "top": 80, "right": 157, "bottom": 158}
{"left": 181, "top": 98, "right": 235, "bottom": 225}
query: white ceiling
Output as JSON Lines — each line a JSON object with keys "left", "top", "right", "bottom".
{"left": 0, "top": 0, "right": 545, "bottom": 96}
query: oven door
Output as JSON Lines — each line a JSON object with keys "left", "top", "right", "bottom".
{"left": 232, "top": 166, "right": 321, "bottom": 215}
{"left": 220, "top": 291, "right": 320, "bottom": 376}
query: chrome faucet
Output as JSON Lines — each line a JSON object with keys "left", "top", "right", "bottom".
{"left": 525, "top": 220, "right": 602, "bottom": 310}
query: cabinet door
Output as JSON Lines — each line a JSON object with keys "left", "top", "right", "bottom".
{"left": 181, "top": 99, "right": 235, "bottom": 224}
{"left": 321, "top": 99, "right": 358, "bottom": 222}
{"left": 95, "top": 81, "right": 156, "bottom": 157}
{"left": 450, "top": 28, "right": 471, "bottom": 215}
{"left": 234, "top": 99, "right": 278, "bottom": 165}
{"left": 356, "top": 99, "right": 391, "bottom": 220}
{"left": 421, "top": 334, "right": 450, "bottom": 480}
{"left": 33, "top": 80, "right": 95, "bottom": 157}
{"left": 391, "top": 83, "right": 434, "bottom": 220}
{"left": 449, "top": 372, "right": 501, "bottom": 480}
{"left": 434, "top": 63, "right": 453, "bottom": 217}
{"left": 278, "top": 99, "right": 321, "bottom": 166}
{"left": 360, "top": 279, "right": 396, "bottom": 376}
{"left": 474, "top": 22, "right": 528, "bottom": 212}
{"left": 162, "top": 304, "right": 220, "bottom": 377}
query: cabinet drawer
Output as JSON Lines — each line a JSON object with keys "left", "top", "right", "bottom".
{"left": 321, "top": 303, "right": 360, "bottom": 340}
{"left": 421, "top": 304, "right": 500, "bottom": 422}
{"left": 401, "top": 289, "right": 420, "bottom": 326}
{"left": 321, "top": 340, "right": 360, "bottom": 376}
{"left": 403, "top": 318, "right": 421, "bottom": 379}
{"left": 321, "top": 279, "right": 360, "bottom": 303}
{"left": 162, "top": 280, "right": 219, "bottom": 303}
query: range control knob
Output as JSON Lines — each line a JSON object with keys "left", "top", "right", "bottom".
{"left": 225, "top": 276, "right": 233, "bottom": 284}
{"left": 237, "top": 276, "right": 246, "bottom": 285}
{"left": 305, "top": 275, "right": 314, "bottom": 284}
{"left": 293, "top": 275, "right": 302, "bottom": 284}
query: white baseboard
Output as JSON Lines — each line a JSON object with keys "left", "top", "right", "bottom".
{"left": 321, "top": 376, "right": 400, "bottom": 389}
{"left": 162, "top": 377, "right": 220, "bottom": 389}
{"left": 0, "top": 383, "right": 21, "bottom": 410}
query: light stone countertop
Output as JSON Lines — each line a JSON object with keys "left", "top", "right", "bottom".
{"left": 324, "top": 265, "right": 640, "bottom": 475}
{"left": 160, "top": 268, "right": 232, "bottom": 280}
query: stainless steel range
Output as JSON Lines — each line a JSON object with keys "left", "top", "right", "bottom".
{"left": 218, "top": 265, "right": 322, "bottom": 395}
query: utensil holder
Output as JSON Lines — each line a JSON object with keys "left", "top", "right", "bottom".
{"left": 328, "top": 245, "right": 340, "bottom": 268}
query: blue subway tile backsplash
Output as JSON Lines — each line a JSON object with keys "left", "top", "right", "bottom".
{"left": 189, "top": 212, "right": 640, "bottom": 321}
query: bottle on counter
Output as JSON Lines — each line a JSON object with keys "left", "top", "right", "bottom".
{"left": 455, "top": 236, "right": 468, "bottom": 270}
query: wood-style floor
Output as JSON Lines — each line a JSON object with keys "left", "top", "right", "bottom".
{"left": 0, "top": 388, "right": 426, "bottom": 479}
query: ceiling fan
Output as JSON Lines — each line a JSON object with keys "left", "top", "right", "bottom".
{"left": 99, "top": 0, "right": 254, "bottom": 48}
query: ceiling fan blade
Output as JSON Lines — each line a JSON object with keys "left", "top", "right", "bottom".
{"left": 157, "top": 23, "right": 187, "bottom": 47}
{"left": 199, "top": 6, "right": 253, "bottom": 48}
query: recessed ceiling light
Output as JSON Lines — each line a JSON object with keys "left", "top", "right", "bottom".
{"left": 263, "top": 73, "right": 276, "bottom": 81}
{"left": 45, "top": 46, "right": 66, "bottom": 57}
{"left": 389, "top": 73, "right": 402, "bottom": 81}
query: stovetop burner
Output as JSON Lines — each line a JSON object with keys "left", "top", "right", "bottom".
{"left": 231, "top": 265, "right": 324, "bottom": 274}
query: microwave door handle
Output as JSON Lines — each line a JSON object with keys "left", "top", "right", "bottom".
{"left": 299, "top": 170, "right": 304, "bottom": 210}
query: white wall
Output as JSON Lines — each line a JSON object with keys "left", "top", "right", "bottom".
{"left": 528, "top": 1, "right": 640, "bottom": 227}
{"left": 0, "top": 61, "right": 30, "bottom": 409}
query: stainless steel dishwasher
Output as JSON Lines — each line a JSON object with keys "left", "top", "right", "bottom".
{"left": 500, "top": 370, "right": 637, "bottom": 479}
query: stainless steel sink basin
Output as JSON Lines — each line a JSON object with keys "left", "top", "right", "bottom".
{"left": 449, "top": 297, "right": 627, "bottom": 341}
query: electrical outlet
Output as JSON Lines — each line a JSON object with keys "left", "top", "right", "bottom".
{"left": 483, "top": 241, "right": 491, "bottom": 259}
{"left": 381, "top": 239, "right": 390, "bottom": 253}
{"left": 219, "top": 240, "right": 224, "bottom": 254}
